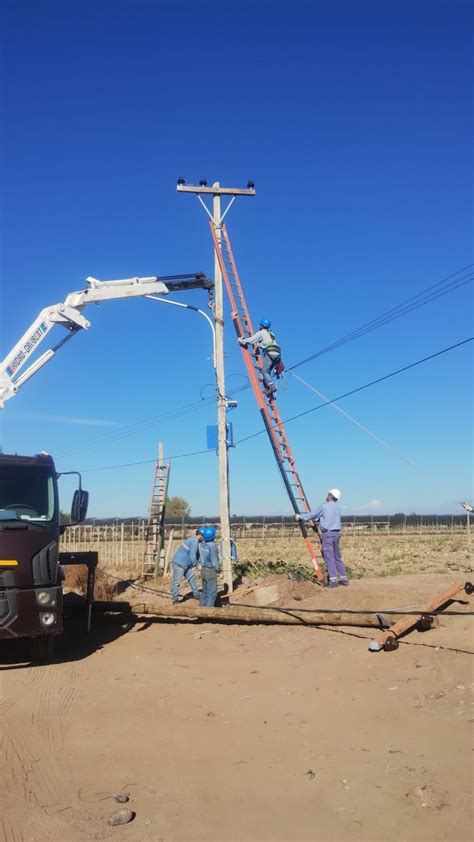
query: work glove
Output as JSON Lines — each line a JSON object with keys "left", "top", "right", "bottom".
{"left": 294, "top": 513, "right": 303, "bottom": 522}
{"left": 238, "top": 337, "right": 246, "bottom": 346}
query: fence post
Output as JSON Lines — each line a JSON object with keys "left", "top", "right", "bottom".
{"left": 120, "top": 522, "right": 124, "bottom": 567}
{"left": 262, "top": 515, "right": 265, "bottom": 539}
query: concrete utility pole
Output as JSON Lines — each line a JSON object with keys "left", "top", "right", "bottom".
{"left": 177, "top": 179, "right": 255, "bottom": 590}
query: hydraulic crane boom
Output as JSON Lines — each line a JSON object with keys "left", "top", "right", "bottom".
{"left": 0, "top": 272, "right": 212, "bottom": 408}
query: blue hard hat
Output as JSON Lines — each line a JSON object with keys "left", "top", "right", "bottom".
{"left": 259, "top": 318, "right": 271, "bottom": 329}
{"left": 196, "top": 527, "right": 205, "bottom": 537}
{"left": 202, "top": 526, "right": 216, "bottom": 542}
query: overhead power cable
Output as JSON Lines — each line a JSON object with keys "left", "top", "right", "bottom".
{"left": 288, "top": 370, "right": 456, "bottom": 498}
{"left": 288, "top": 264, "right": 473, "bottom": 371}
{"left": 55, "top": 264, "right": 471, "bottom": 460}
{"left": 72, "top": 336, "right": 472, "bottom": 474}
{"left": 289, "top": 370, "right": 424, "bottom": 472}
{"left": 56, "top": 394, "right": 217, "bottom": 459}
{"left": 56, "top": 383, "right": 250, "bottom": 460}
{"left": 75, "top": 447, "right": 211, "bottom": 474}
{"left": 235, "top": 336, "right": 473, "bottom": 445}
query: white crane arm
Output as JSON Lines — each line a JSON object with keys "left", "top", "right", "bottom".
{"left": 0, "top": 272, "right": 210, "bottom": 408}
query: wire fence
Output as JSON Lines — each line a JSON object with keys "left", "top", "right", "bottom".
{"left": 60, "top": 514, "right": 471, "bottom": 569}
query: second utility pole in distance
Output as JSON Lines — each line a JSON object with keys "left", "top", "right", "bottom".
{"left": 176, "top": 179, "right": 255, "bottom": 591}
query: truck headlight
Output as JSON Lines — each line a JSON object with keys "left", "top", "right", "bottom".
{"left": 37, "top": 591, "right": 52, "bottom": 605}
{"left": 40, "top": 612, "right": 56, "bottom": 627}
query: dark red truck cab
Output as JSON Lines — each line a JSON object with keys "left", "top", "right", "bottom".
{"left": 0, "top": 452, "right": 88, "bottom": 661}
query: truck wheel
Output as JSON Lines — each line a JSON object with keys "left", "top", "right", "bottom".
{"left": 30, "top": 635, "right": 55, "bottom": 663}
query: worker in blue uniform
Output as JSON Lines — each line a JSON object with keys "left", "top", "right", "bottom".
{"left": 238, "top": 318, "right": 281, "bottom": 396}
{"left": 171, "top": 529, "right": 203, "bottom": 603}
{"left": 296, "top": 489, "right": 349, "bottom": 587}
{"left": 198, "top": 526, "right": 221, "bottom": 607}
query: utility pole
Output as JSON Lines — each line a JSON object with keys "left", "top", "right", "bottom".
{"left": 177, "top": 179, "right": 255, "bottom": 590}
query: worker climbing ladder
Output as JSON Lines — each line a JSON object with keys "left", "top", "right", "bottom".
{"left": 141, "top": 444, "right": 171, "bottom": 579}
{"left": 210, "top": 221, "right": 325, "bottom": 581}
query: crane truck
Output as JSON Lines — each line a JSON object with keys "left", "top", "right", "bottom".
{"left": 0, "top": 270, "right": 213, "bottom": 660}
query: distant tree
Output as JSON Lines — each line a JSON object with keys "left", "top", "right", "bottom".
{"left": 166, "top": 496, "right": 191, "bottom": 519}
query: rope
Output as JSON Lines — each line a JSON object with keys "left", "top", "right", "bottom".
{"left": 94, "top": 570, "right": 474, "bottom": 617}
{"left": 287, "top": 369, "right": 456, "bottom": 497}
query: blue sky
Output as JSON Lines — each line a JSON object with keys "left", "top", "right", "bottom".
{"left": 1, "top": 0, "right": 472, "bottom": 516}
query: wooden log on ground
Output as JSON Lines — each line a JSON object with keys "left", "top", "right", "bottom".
{"left": 369, "top": 580, "right": 464, "bottom": 652}
{"left": 129, "top": 601, "right": 384, "bottom": 628}
{"left": 93, "top": 600, "right": 133, "bottom": 613}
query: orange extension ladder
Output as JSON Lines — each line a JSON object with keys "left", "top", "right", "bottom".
{"left": 210, "top": 221, "right": 324, "bottom": 581}
{"left": 141, "top": 448, "right": 171, "bottom": 579}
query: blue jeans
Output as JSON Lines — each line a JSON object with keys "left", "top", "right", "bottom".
{"left": 262, "top": 352, "right": 279, "bottom": 389}
{"left": 171, "top": 562, "right": 200, "bottom": 603}
{"left": 200, "top": 567, "right": 218, "bottom": 607}
{"left": 321, "top": 531, "right": 347, "bottom": 581}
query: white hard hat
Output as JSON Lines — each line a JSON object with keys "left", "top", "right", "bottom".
{"left": 328, "top": 488, "right": 341, "bottom": 500}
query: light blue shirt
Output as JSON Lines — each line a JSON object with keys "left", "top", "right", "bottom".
{"left": 302, "top": 500, "right": 341, "bottom": 531}
{"left": 199, "top": 541, "right": 220, "bottom": 572}
{"left": 172, "top": 535, "right": 200, "bottom": 569}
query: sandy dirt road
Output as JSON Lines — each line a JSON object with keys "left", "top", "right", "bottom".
{"left": 0, "top": 573, "right": 472, "bottom": 842}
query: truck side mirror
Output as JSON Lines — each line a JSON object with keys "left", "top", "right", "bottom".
{"left": 71, "top": 489, "right": 89, "bottom": 524}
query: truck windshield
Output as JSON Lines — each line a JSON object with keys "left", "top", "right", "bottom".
{"left": 0, "top": 465, "right": 56, "bottom": 522}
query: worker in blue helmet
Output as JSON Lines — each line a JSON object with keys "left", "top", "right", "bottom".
{"left": 238, "top": 318, "right": 281, "bottom": 397}
{"left": 170, "top": 528, "right": 204, "bottom": 604}
{"left": 198, "top": 526, "right": 221, "bottom": 607}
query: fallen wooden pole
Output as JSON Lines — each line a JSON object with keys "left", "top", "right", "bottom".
{"left": 369, "top": 580, "right": 465, "bottom": 652}
{"left": 129, "top": 601, "right": 385, "bottom": 628}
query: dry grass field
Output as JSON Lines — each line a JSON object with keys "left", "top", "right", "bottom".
{"left": 235, "top": 533, "right": 472, "bottom": 579}
{"left": 62, "top": 530, "right": 472, "bottom": 583}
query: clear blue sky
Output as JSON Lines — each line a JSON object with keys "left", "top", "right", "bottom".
{"left": 1, "top": 0, "right": 472, "bottom": 517}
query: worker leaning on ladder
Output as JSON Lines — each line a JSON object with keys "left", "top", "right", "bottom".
{"left": 238, "top": 318, "right": 282, "bottom": 396}
{"left": 296, "top": 489, "right": 349, "bottom": 588}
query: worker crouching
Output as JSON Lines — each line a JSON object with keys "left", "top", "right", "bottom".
{"left": 198, "top": 526, "right": 221, "bottom": 607}
{"left": 171, "top": 529, "right": 203, "bottom": 603}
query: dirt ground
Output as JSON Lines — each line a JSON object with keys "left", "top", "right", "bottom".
{"left": 0, "top": 571, "right": 473, "bottom": 842}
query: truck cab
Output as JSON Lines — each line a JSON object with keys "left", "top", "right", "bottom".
{"left": 0, "top": 452, "right": 88, "bottom": 661}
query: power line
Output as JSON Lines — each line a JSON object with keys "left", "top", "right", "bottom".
{"left": 56, "top": 264, "right": 472, "bottom": 459}
{"left": 235, "top": 336, "right": 473, "bottom": 445}
{"left": 56, "top": 395, "right": 218, "bottom": 459}
{"left": 73, "top": 336, "right": 472, "bottom": 473}
{"left": 57, "top": 383, "right": 250, "bottom": 460}
{"left": 75, "top": 447, "right": 211, "bottom": 474}
{"left": 288, "top": 264, "right": 473, "bottom": 371}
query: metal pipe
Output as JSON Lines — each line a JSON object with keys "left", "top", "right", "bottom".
{"left": 146, "top": 294, "right": 216, "bottom": 368}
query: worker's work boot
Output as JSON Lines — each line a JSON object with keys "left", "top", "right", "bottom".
{"left": 326, "top": 578, "right": 339, "bottom": 588}
{"left": 339, "top": 577, "right": 350, "bottom": 586}
{"left": 265, "top": 384, "right": 277, "bottom": 396}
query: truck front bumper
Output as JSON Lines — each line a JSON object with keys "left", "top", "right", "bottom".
{"left": 0, "top": 586, "right": 63, "bottom": 639}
